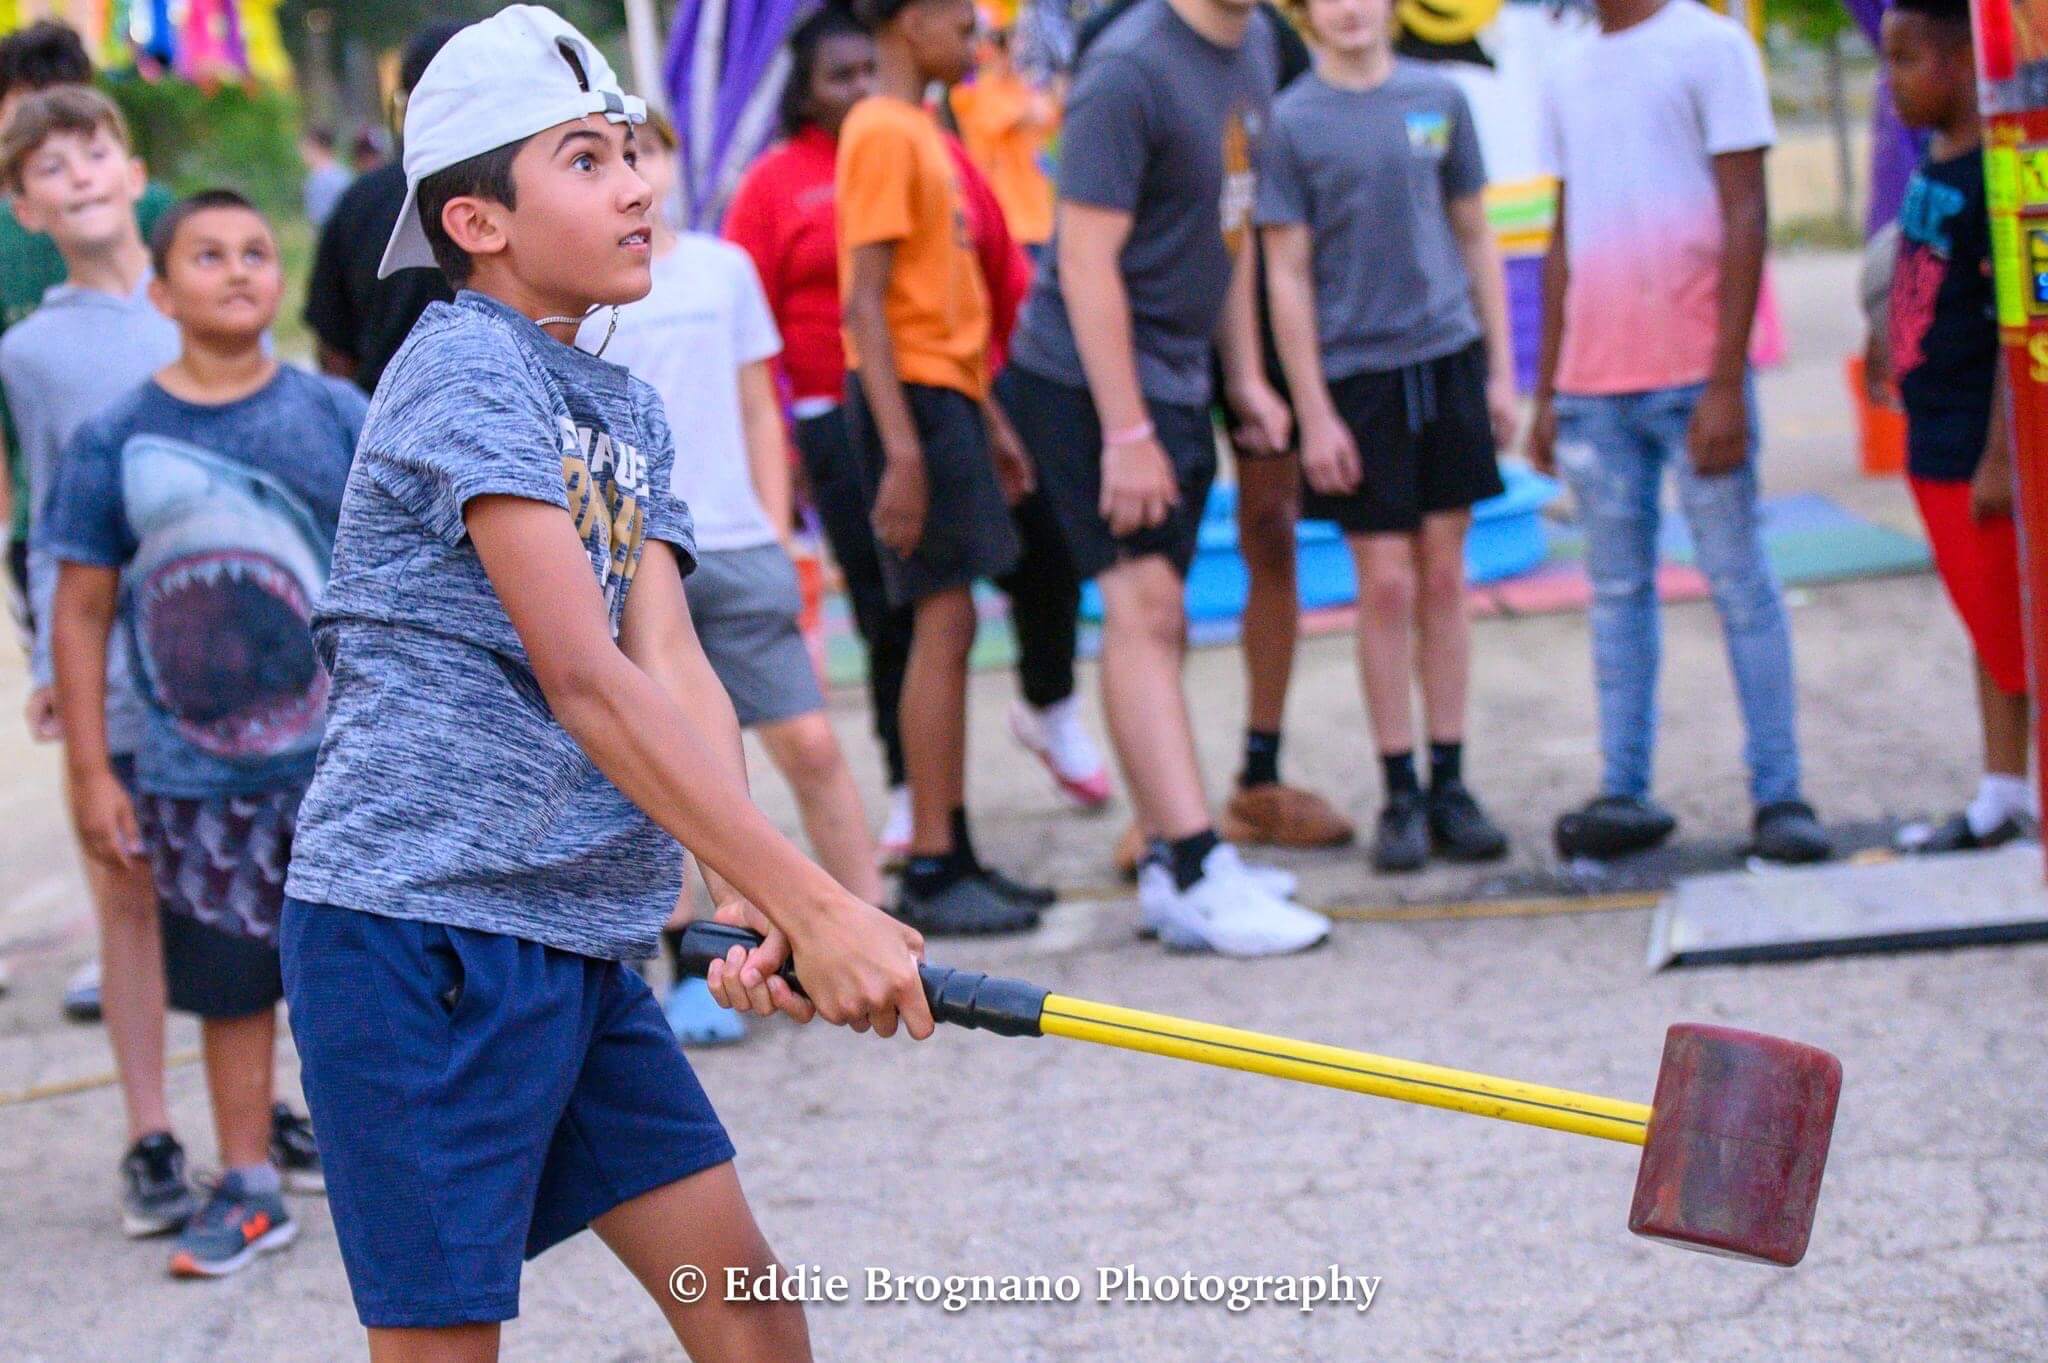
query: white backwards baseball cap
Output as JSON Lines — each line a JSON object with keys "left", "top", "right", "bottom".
{"left": 378, "top": 4, "right": 647, "bottom": 279}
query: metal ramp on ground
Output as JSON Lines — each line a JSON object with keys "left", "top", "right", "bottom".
{"left": 1648, "top": 842, "right": 2048, "bottom": 968}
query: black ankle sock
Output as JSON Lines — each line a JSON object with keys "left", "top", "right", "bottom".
{"left": 1168, "top": 829, "right": 1221, "bottom": 892}
{"left": 1429, "top": 741, "right": 1464, "bottom": 791}
{"left": 905, "top": 853, "right": 964, "bottom": 897}
{"left": 1382, "top": 750, "right": 1419, "bottom": 798}
{"left": 662, "top": 926, "right": 684, "bottom": 982}
{"left": 946, "top": 807, "right": 982, "bottom": 875}
{"left": 1241, "top": 729, "right": 1282, "bottom": 788}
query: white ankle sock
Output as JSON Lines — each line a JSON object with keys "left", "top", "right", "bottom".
{"left": 1966, "top": 774, "right": 2033, "bottom": 838}
{"left": 229, "top": 1162, "right": 281, "bottom": 1196}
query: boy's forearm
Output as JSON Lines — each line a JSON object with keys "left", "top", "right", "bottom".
{"left": 1263, "top": 230, "right": 1336, "bottom": 426}
{"left": 1455, "top": 204, "right": 1516, "bottom": 384}
{"left": 1214, "top": 242, "right": 1266, "bottom": 399}
{"left": 1984, "top": 361, "right": 2014, "bottom": 476}
{"left": 1708, "top": 152, "right": 1769, "bottom": 389}
{"left": 27, "top": 546, "right": 58, "bottom": 686}
{"left": 740, "top": 362, "right": 793, "bottom": 534}
{"left": 554, "top": 650, "right": 841, "bottom": 931}
{"left": 1535, "top": 211, "right": 1568, "bottom": 403}
{"left": 844, "top": 296, "right": 922, "bottom": 465}
{"left": 635, "top": 631, "right": 755, "bottom": 908}
{"left": 51, "top": 567, "right": 116, "bottom": 774}
{"left": 1063, "top": 235, "right": 1150, "bottom": 433}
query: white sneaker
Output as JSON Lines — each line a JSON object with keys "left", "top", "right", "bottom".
{"left": 1139, "top": 844, "right": 1330, "bottom": 957}
{"left": 1138, "top": 857, "right": 1296, "bottom": 938}
{"left": 878, "top": 785, "right": 912, "bottom": 869}
{"left": 63, "top": 957, "right": 102, "bottom": 1021}
{"left": 1008, "top": 697, "right": 1112, "bottom": 809}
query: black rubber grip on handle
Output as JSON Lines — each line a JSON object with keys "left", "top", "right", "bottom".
{"left": 674, "top": 921, "right": 1047, "bottom": 1038}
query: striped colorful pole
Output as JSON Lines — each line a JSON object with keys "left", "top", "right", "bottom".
{"left": 1972, "top": 0, "right": 2048, "bottom": 875}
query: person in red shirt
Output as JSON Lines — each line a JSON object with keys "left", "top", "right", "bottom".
{"left": 725, "top": 7, "right": 1107, "bottom": 869}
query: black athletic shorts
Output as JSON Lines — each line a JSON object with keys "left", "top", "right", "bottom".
{"left": 845, "top": 375, "right": 1021, "bottom": 607}
{"left": 1304, "top": 339, "right": 1505, "bottom": 536}
{"left": 135, "top": 779, "right": 302, "bottom": 1019}
{"left": 995, "top": 365, "right": 1217, "bottom": 580}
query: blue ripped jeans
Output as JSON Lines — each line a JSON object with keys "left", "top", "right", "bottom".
{"left": 1554, "top": 378, "right": 1803, "bottom": 808}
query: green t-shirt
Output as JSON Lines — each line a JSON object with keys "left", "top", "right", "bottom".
{"left": 1, "top": 181, "right": 174, "bottom": 542}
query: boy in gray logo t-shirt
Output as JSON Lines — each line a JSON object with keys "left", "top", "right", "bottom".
{"left": 1258, "top": 7, "right": 1517, "bottom": 875}
{"left": 276, "top": 7, "right": 930, "bottom": 1348}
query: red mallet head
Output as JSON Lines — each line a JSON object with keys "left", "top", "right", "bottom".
{"left": 1628, "top": 1023, "right": 1842, "bottom": 1266}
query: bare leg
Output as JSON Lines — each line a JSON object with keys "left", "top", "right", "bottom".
{"left": 367, "top": 1324, "right": 501, "bottom": 1363}
{"left": 1349, "top": 533, "right": 1418, "bottom": 756}
{"left": 594, "top": 1162, "right": 813, "bottom": 1362}
{"left": 201, "top": 1006, "right": 276, "bottom": 1168}
{"left": 83, "top": 853, "right": 170, "bottom": 1142}
{"left": 1413, "top": 510, "right": 1474, "bottom": 745}
{"left": 1978, "top": 657, "right": 2030, "bottom": 778}
{"left": 1235, "top": 454, "right": 1301, "bottom": 739}
{"left": 1098, "top": 556, "right": 1209, "bottom": 839}
{"left": 758, "top": 713, "right": 885, "bottom": 903}
{"left": 899, "top": 587, "right": 977, "bottom": 857}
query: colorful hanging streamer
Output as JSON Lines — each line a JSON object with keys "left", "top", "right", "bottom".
{"left": 0, "top": 0, "right": 290, "bottom": 85}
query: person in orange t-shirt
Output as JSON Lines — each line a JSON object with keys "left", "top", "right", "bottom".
{"left": 949, "top": 27, "right": 1058, "bottom": 248}
{"left": 841, "top": 0, "right": 1045, "bottom": 935}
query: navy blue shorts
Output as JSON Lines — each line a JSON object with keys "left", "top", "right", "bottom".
{"left": 280, "top": 898, "right": 735, "bottom": 1328}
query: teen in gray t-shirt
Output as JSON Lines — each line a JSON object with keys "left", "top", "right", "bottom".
{"left": 0, "top": 275, "right": 178, "bottom": 750}
{"left": 284, "top": 292, "right": 697, "bottom": 962}
{"left": 1255, "top": 62, "right": 1486, "bottom": 379}
{"left": 1008, "top": 0, "right": 1280, "bottom": 406}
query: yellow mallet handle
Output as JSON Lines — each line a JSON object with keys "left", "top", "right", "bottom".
{"left": 673, "top": 924, "right": 1652, "bottom": 1145}
{"left": 1040, "top": 995, "right": 1652, "bottom": 1146}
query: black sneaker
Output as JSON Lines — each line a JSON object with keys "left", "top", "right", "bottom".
{"left": 1904, "top": 811, "right": 2027, "bottom": 855}
{"left": 1553, "top": 795, "right": 1678, "bottom": 860}
{"left": 1372, "top": 791, "right": 1430, "bottom": 873}
{"left": 270, "top": 1104, "right": 324, "bottom": 1194}
{"left": 1428, "top": 782, "right": 1509, "bottom": 862}
{"left": 895, "top": 873, "right": 1041, "bottom": 936}
{"left": 1752, "top": 800, "right": 1832, "bottom": 865}
{"left": 979, "top": 866, "right": 1058, "bottom": 908}
{"left": 120, "top": 1131, "right": 198, "bottom": 1238}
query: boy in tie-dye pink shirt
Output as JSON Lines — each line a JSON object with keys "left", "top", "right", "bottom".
{"left": 1528, "top": 0, "right": 1829, "bottom": 867}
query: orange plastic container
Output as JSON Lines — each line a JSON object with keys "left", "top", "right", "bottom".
{"left": 1846, "top": 354, "right": 1906, "bottom": 477}
{"left": 791, "top": 548, "right": 829, "bottom": 686}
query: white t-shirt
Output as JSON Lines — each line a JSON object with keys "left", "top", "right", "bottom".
{"left": 1538, "top": 0, "right": 1774, "bottom": 396}
{"left": 584, "top": 234, "right": 783, "bottom": 552}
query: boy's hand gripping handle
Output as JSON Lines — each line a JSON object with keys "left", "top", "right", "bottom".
{"left": 673, "top": 921, "right": 1048, "bottom": 1038}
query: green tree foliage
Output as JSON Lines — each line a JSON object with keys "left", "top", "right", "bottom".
{"left": 102, "top": 75, "right": 303, "bottom": 218}
{"left": 1769, "top": 0, "right": 1853, "bottom": 44}
{"left": 276, "top": 1, "right": 629, "bottom": 58}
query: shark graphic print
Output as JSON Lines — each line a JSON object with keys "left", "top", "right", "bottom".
{"left": 121, "top": 434, "right": 335, "bottom": 765}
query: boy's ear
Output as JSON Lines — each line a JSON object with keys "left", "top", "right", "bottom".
{"left": 440, "top": 195, "right": 511, "bottom": 270}
{"left": 147, "top": 272, "right": 171, "bottom": 316}
{"left": 9, "top": 186, "right": 48, "bottom": 235}
{"left": 124, "top": 156, "right": 146, "bottom": 200}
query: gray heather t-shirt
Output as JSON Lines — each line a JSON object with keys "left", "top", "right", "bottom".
{"left": 0, "top": 276, "right": 178, "bottom": 751}
{"left": 1007, "top": 0, "right": 1279, "bottom": 406}
{"left": 1255, "top": 64, "right": 1487, "bottom": 379}
{"left": 285, "top": 291, "right": 698, "bottom": 962}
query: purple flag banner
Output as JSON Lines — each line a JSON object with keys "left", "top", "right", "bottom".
{"left": 666, "top": 0, "right": 817, "bottom": 229}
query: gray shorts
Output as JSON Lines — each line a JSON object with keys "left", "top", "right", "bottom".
{"left": 685, "top": 544, "right": 825, "bottom": 729}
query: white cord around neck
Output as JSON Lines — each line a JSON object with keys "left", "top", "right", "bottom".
{"left": 537, "top": 304, "right": 620, "bottom": 358}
